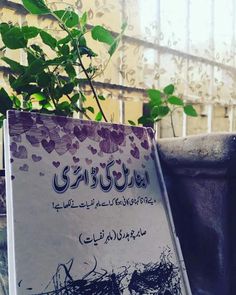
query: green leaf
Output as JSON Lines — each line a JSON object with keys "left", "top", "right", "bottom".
{"left": 95, "top": 111, "right": 103, "bottom": 121}
{"left": 45, "top": 56, "right": 66, "bottom": 66}
{"left": 22, "top": 26, "right": 40, "bottom": 39}
{"left": 12, "top": 95, "right": 21, "bottom": 108}
{"left": 108, "top": 39, "right": 119, "bottom": 56}
{"left": 0, "top": 88, "right": 13, "bottom": 115}
{"left": 109, "top": 22, "right": 126, "bottom": 56}
{"left": 80, "top": 92, "right": 87, "bottom": 102}
{"left": 128, "top": 120, "right": 136, "bottom": 126}
{"left": 58, "top": 29, "right": 81, "bottom": 45}
{"left": 22, "top": 0, "right": 51, "bottom": 15}
{"left": 32, "top": 93, "right": 47, "bottom": 101}
{"left": 59, "top": 44, "right": 70, "bottom": 56}
{"left": 27, "top": 51, "right": 37, "bottom": 65}
{"left": 65, "top": 63, "right": 76, "bottom": 80}
{"left": 36, "top": 72, "right": 52, "bottom": 88}
{"left": 159, "top": 106, "right": 170, "bottom": 117}
{"left": 168, "top": 96, "right": 184, "bottom": 106}
{"left": 57, "top": 101, "right": 70, "bottom": 110}
{"left": 80, "top": 12, "right": 87, "bottom": 30}
{"left": 138, "top": 116, "right": 154, "bottom": 125}
{"left": 62, "top": 82, "right": 74, "bottom": 95}
{"left": 40, "top": 31, "right": 57, "bottom": 49}
{"left": 2, "top": 27, "right": 27, "bottom": 49}
{"left": 27, "top": 59, "right": 44, "bottom": 75}
{"left": 41, "top": 101, "right": 53, "bottom": 109}
{"left": 87, "top": 106, "right": 94, "bottom": 114}
{"left": 98, "top": 95, "right": 106, "bottom": 101}
{"left": 0, "top": 115, "right": 5, "bottom": 128}
{"left": 0, "top": 23, "right": 10, "bottom": 35}
{"left": 147, "top": 89, "right": 162, "bottom": 106}
{"left": 31, "top": 44, "right": 44, "bottom": 54}
{"left": 184, "top": 105, "right": 198, "bottom": 117}
{"left": 163, "top": 84, "right": 175, "bottom": 95}
{"left": 71, "top": 93, "right": 80, "bottom": 104}
{"left": 91, "top": 26, "right": 114, "bottom": 45}
{"left": 1, "top": 57, "right": 26, "bottom": 74}
{"left": 54, "top": 10, "right": 79, "bottom": 28}
{"left": 151, "top": 106, "right": 170, "bottom": 118}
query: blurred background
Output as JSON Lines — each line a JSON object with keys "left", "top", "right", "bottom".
{"left": 1, "top": 0, "right": 236, "bottom": 139}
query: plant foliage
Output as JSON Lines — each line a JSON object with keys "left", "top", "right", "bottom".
{"left": 138, "top": 84, "right": 197, "bottom": 136}
{"left": 0, "top": 1, "right": 126, "bottom": 126}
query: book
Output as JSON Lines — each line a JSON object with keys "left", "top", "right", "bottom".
{"left": 0, "top": 170, "right": 8, "bottom": 295}
{"left": 4, "top": 110, "right": 191, "bottom": 295}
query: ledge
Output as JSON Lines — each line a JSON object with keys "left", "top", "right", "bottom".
{"left": 157, "top": 133, "right": 236, "bottom": 176}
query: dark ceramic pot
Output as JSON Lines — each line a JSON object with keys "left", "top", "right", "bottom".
{"left": 158, "top": 133, "right": 236, "bottom": 295}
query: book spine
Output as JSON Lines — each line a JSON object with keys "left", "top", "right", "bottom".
{"left": 4, "top": 119, "right": 17, "bottom": 295}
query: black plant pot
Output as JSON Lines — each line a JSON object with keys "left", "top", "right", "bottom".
{"left": 157, "top": 133, "right": 236, "bottom": 295}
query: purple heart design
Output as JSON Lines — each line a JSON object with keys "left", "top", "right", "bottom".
{"left": 130, "top": 146, "right": 140, "bottom": 159}
{"left": 39, "top": 172, "right": 45, "bottom": 176}
{"left": 129, "top": 136, "right": 134, "bottom": 142}
{"left": 12, "top": 145, "right": 28, "bottom": 159}
{"left": 91, "top": 147, "right": 97, "bottom": 155}
{"left": 97, "top": 127, "right": 110, "bottom": 139}
{"left": 141, "top": 140, "right": 149, "bottom": 150}
{"left": 110, "top": 131, "right": 125, "bottom": 145}
{"left": 73, "top": 156, "right": 80, "bottom": 163}
{"left": 32, "top": 154, "right": 42, "bottom": 162}
{"left": 67, "top": 143, "right": 77, "bottom": 155}
{"left": 113, "top": 171, "right": 122, "bottom": 180}
{"left": 19, "top": 164, "right": 29, "bottom": 172}
{"left": 10, "top": 142, "right": 17, "bottom": 152}
{"left": 52, "top": 161, "right": 60, "bottom": 168}
{"left": 100, "top": 163, "right": 106, "bottom": 168}
{"left": 99, "top": 139, "right": 119, "bottom": 154}
{"left": 144, "top": 155, "right": 150, "bottom": 161}
{"left": 41, "top": 139, "right": 55, "bottom": 154}
{"left": 74, "top": 125, "right": 88, "bottom": 142}
{"left": 116, "top": 159, "right": 121, "bottom": 165}
{"left": 85, "top": 158, "right": 92, "bottom": 165}
{"left": 54, "top": 134, "right": 71, "bottom": 156}
{"left": 132, "top": 126, "right": 144, "bottom": 140}
{"left": 12, "top": 135, "right": 21, "bottom": 143}
{"left": 26, "top": 134, "right": 40, "bottom": 146}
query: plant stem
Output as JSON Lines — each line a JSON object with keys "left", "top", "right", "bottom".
{"left": 170, "top": 110, "right": 176, "bottom": 137}
{"left": 66, "top": 94, "right": 91, "bottom": 120}
{"left": 52, "top": 12, "right": 108, "bottom": 122}
{"left": 77, "top": 53, "right": 107, "bottom": 122}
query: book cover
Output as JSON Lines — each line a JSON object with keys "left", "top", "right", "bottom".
{"left": 0, "top": 171, "right": 8, "bottom": 295}
{"left": 5, "top": 110, "right": 191, "bottom": 295}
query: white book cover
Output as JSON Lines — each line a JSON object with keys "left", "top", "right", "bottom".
{"left": 4, "top": 110, "right": 191, "bottom": 295}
